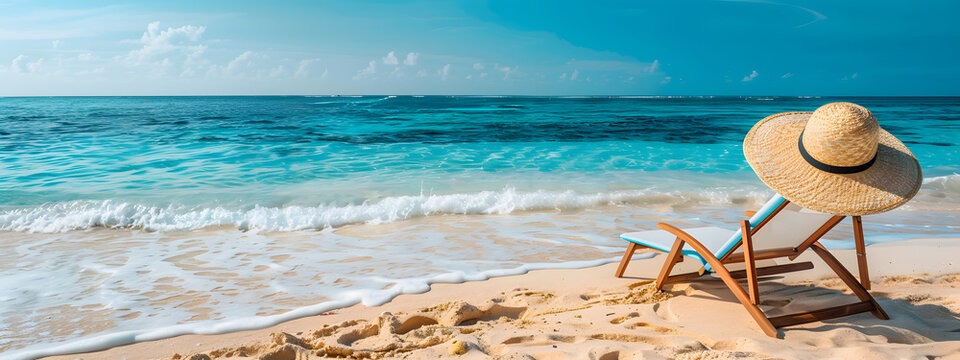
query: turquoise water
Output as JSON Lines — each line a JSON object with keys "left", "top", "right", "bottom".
{"left": 1, "top": 96, "right": 957, "bottom": 231}
{"left": 1, "top": 96, "right": 958, "bottom": 358}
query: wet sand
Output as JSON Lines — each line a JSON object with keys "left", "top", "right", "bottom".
{"left": 41, "top": 237, "right": 960, "bottom": 360}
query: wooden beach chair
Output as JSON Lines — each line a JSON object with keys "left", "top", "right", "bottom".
{"left": 614, "top": 194, "right": 886, "bottom": 337}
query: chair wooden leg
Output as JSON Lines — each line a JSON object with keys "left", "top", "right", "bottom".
{"left": 767, "top": 300, "right": 878, "bottom": 328}
{"left": 730, "top": 262, "right": 814, "bottom": 279}
{"left": 790, "top": 215, "right": 845, "bottom": 260}
{"left": 653, "top": 224, "right": 778, "bottom": 337}
{"left": 767, "top": 242, "right": 888, "bottom": 328}
{"left": 615, "top": 242, "right": 640, "bottom": 278}
{"left": 655, "top": 238, "right": 685, "bottom": 291}
{"left": 853, "top": 216, "right": 871, "bottom": 290}
{"left": 741, "top": 220, "right": 760, "bottom": 305}
{"left": 660, "top": 262, "right": 814, "bottom": 286}
{"left": 810, "top": 242, "right": 888, "bottom": 320}
{"left": 709, "top": 200, "right": 792, "bottom": 274}
{"left": 649, "top": 214, "right": 885, "bottom": 337}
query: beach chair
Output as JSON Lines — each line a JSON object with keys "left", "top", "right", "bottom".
{"left": 614, "top": 194, "right": 887, "bottom": 337}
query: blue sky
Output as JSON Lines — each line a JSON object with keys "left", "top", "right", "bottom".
{"left": 0, "top": 0, "right": 957, "bottom": 96}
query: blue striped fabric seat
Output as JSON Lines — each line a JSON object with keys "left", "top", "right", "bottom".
{"left": 619, "top": 194, "right": 788, "bottom": 271}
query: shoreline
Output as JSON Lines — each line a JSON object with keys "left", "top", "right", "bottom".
{"left": 5, "top": 255, "right": 636, "bottom": 360}
{"left": 25, "top": 236, "right": 960, "bottom": 360}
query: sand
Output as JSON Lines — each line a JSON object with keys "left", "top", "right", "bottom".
{"left": 41, "top": 237, "right": 960, "bottom": 360}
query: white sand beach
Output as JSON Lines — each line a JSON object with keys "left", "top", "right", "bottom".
{"left": 41, "top": 236, "right": 960, "bottom": 360}
{"left": 3, "top": 0, "right": 959, "bottom": 358}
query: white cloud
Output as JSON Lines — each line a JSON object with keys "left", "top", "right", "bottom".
{"left": 465, "top": 74, "right": 472, "bottom": 80}
{"left": 4, "top": 50, "right": 107, "bottom": 76}
{"left": 205, "top": 50, "right": 273, "bottom": 78}
{"left": 781, "top": 72, "right": 793, "bottom": 79}
{"left": 559, "top": 72, "right": 567, "bottom": 80}
{"left": 570, "top": 69, "right": 579, "bottom": 80}
{"left": 841, "top": 72, "right": 859, "bottom": 81}
{"left": 403, "top": 52, "right": 419, "bottom": 66}
{"left": 646, "top": 59, "right": 659, "bottom": 72}
{"left": 126, "top": 21, "right": 206, "bottom": 66}
{"left": 417, "top": 69, "right": 428, "bottom": 77}
{"left": 741, "top": 70, "right": 759, "bottom": 82}
{"left": 6, "top": 55, "right": 47, "bottom": 74}
{"left": 437, "top": 63, "right": 450, "bottom": 80}
{"left": 479, "top": 72, "right": 488, "bottom": 78}
{"left": 120, "top": 21, "right": 209, "bottom": 78}
{"left": 661, "top": 76, "right": 672, "bottom": 84}
{"left": 495, "top": 64, "right": 517, "bottom": 79}
{"left": 183, "top": 47, "right": 207, "bottom": 75}
{"left": 320, "top": 68, "right": 329, "bottom": 80}
{"left": 295, "top": 58, "right": 321, "bottom": 78}
{"left": 473, "top": 63, "right": 484, "bottom": 70}
{"left": 382, "top": 51, "right": 398, "bottom": 65}
{"left": 52, "top": 40, "right": 60, "bottom": 48}
{"left": 26, "top": 58, "right": 44, "bottom": 73}
{"left": 225, "top": 51, "right": 260, "bottom": 74}
{"left": 354, "top": 60, "right": 377, "bottom": 80}
{"left": 10, "top": 54, "right": 27, "bottom": 73}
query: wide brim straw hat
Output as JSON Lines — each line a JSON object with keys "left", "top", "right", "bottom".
{"left": 743, "top": 102, "right": 922, "bottom": 216}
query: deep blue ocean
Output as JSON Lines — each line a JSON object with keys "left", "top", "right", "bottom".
{"left": 1, "top": 96, "right": 958, "bottom": 357}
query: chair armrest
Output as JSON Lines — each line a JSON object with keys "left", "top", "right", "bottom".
{"left": 656, "top": 223, "right": 723, "bottom": 266}
{"left": 656, "top": 223, "right": 705, "bottom": 250}
{"left": 656, "top": 222, "right": 693, "bottom": 240}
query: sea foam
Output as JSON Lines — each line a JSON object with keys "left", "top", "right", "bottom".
{"left": 5, "top": 174, "right": 958, "bottom": 234}
{"left": 0, "top": 256, "right": 646, "bottom": 360}
{"left": 0, "top": 187, "right": 771, "bottom": 233}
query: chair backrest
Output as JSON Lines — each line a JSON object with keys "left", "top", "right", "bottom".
{"left": 749, "top": 201, "right": 837, "bottom": 251}
{"left": 705, "top": 194, "right": 836, "bottom": 271}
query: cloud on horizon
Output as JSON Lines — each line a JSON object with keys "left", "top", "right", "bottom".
{"left": 0, "top": 0, "right": 955, "bottom": 95}
{"left": 382, "top": 51, "right": 398, "bottom": 65}
{"left": 404, "top": 52, "right": 419, "bottom": 66}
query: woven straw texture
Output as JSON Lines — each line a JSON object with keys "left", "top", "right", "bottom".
{"left": 801, "top": 103, "right": 879, "bottom": 167}
{"left": 743, "top": 103, "right": 922, "bottom": 216}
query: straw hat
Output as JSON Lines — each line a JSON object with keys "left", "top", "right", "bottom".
{"left": 743, "top": 102, "right": 922, "bottom": 216}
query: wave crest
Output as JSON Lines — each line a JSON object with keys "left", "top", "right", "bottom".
{"left": 0, "top": 188, "right": 769, "bottom": 233}
{"left": 6, "top": 175, "right": 954, "bottom": 234}
{"left": 921, "top": 173, "right": 960, "bottom": 192}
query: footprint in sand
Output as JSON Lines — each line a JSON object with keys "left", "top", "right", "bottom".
{"left": 624, "top": 321, "right": 679, "bottom": 335}
{"left": 610, "top": 312, "right": 640, "bottom": 324}
{"left": 501, "top": 335, "right": 534, "bottom": 345}
{"left": 395, "top": 315, "right": 439, "bottom": 334}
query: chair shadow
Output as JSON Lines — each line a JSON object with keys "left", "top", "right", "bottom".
{"left": 666, "top": 279, "right": 960, "bottom": 343}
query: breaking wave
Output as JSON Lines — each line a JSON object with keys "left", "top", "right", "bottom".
{"left": 0, "top": 187, "right": 773, "bottom": 233}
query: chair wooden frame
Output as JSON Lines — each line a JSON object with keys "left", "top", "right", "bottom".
{"left": 614, "top": 200, "right": 886, "bottom": 337}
